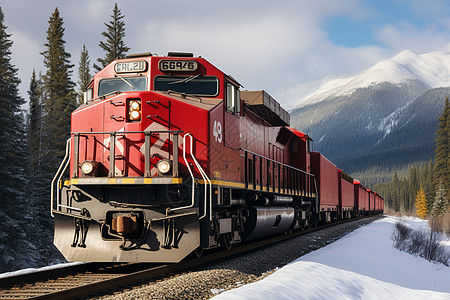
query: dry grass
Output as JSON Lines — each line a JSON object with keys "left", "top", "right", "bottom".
{"left": 429, "top": 212, "right": 450, "bottom": 236}
{"left": 386, "top": 207, "right": 450, "bottom": 236}
{"left": 384, "top": 207, "right": 415, "bottom": 218}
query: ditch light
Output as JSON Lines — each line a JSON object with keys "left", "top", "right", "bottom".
{"left": 127, "top": 99, "right": 141, "bottom": 121}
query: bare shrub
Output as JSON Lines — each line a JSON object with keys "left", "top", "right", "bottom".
{"left": 392, "top": 221, "right": 411, "bottom": 251}
{"left": 392, "top": 220, "right": 449, "bottom": 266}
{"left": 423, "top": 230, "right": 449, "bottom": 266}
{"left": 407, "top": 229, "right": 425, "bottom": 256}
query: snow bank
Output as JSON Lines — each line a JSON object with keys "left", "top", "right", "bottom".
{"left": 212, "top": 216, "right": 450, "bottom": 300}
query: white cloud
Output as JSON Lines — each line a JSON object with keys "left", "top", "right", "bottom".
{"left": 132, "top": 0, "right": 373, "bottom": 93}
{"left": 374, "top": 21, "right": 450, "bottom": 54}
{"left": 9, "top": 29, "right": 43, "bottom": 103}
{"left": 273, "top": 43, "right": 389, "bottom": 108}
{"left": 2, "top": 0, "right": 450, "bottom": 108}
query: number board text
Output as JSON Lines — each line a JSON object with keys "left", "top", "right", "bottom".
{"left": 115, "top": 61, "right": 147, "bottom": 73}
{"left": 159, "top": 60, "right": 198, "bottom": 72}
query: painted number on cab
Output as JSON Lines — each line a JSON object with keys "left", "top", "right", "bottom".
{"left": 213, "top": 121, "right": 222, "bottom": 143}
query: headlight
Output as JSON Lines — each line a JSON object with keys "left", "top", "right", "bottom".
{"left": 157, "top": 160, "right": 172, "bottom": 175}
{"left": 80, "top": 160, "right": 95, "bottom": 175}
{"left": 128, "top": 99, "right": 141, "bottom": 121}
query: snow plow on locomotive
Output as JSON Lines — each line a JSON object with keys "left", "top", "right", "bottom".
{"left": 51, "top": 52, "right": 382, "bottom": 263}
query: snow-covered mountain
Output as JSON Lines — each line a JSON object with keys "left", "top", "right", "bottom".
{"left": 289, "top": 50, "right": 450, "bottom": 175}
{"left": 295, "top": 50, "right": 450, "bottom": 108}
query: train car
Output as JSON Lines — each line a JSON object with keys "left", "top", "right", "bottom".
{"left": 339, "top": 170, "right": 355, "bottom": 219}
{"left": 51, "top": 52, "right": 318, "bottom": 263}
{"left": 367, "top": 189, "right": 375, "bottom": 215}
{"left": 50, "top": 51, "right": 383, "bottom": 263}
{"left": 374, "top": 192, "right": 383, "bottom": 214}
{"left": 353, "top": 180, "right": 368, "bottom": 216}
{"left": 310, "top": 152, "right": 339, "bottom": 222}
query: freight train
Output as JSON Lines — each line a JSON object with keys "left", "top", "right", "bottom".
{"left": 51, "top": 52, "right": 384, "bottom": 262}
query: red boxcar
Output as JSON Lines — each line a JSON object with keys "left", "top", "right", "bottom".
{"left": 311, "top": 152, "right": 339, "bottom": 222}
{"left": 339, "top": 170, "right": 355, "bottom": 219}
{"left": 280, "top": 127, "right": 311, "bottom": 174}
{"left": 367, "top": 189, "right": 375, "bottom": 215}
{"left": 374, "top": 192, "right": 384, "bottom": 214}
{"left": 353, "top": 179, "right": 368, "bottom": 216}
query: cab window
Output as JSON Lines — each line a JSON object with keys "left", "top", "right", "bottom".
{"left": 98, "top": 76, "right": 147, "bottom": 97}
{"left": 154, "top": 75, "right": 219, "bottom": 96}
{"left": 226, "top": 83, "right": 240, "bottom": 114}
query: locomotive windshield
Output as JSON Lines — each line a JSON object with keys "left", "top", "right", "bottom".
{"left": 154, "top": 75, "right": 219, "bottom": 96}
{"left": 98, "top": 76, "right": 147, "bottom": 97}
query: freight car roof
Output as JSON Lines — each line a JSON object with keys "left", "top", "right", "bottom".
{"left": 241, "top": 90, "right": 290, "bottom": 127}
{"left": 276, "top": 127, "right": 311, "bottom": 145}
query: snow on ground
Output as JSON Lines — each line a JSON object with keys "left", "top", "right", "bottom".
{"left": 0, "top": 262, "right": 83, "bottom": 279}
{"left": 212, "top": 216, "right": 450, "bottom": 300}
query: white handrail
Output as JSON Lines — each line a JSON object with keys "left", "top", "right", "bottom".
{"left": 50, "top": 138, "right": 72, "bottom": 217}
{"left": 171, "top": 133, "right": 212, "bottom": 220}
{"left": 187, "top": 134, "right": 212, "bottom": 220}
{"left": 170, "top": 133, "right": 196, "bottom": 213}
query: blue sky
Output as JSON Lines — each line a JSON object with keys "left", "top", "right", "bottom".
{"left": 1, "top": 0, "right": 450, "bottom": 106}
{"left": 326, "top": 0, "right": 447, "bottom": 48}
{"left": 326, "top": 0, "right": 415, "bottom": 47}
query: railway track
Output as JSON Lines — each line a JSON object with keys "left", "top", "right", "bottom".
{"left": 0, "top": 216, "right": 380, "bottom": 299}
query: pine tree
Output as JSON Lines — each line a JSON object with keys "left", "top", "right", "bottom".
{"left": 408, "top": 167, "right": 419, "bottom": 212}
{"left": 390, "top": 172, "right": 400, "bottom": 211}
{"left": 434, "top": 96, "right": 449, "bottom": 197}
{"left": 431, "top": 181, "right": 448, "bottom": 216}
{"left": 77, "top": 45, "right": 91, "bottom": 105}
{"left": 422, "top": 159, "right": 435, "bottom": 211}
{"left": 0, "top": 5, "right": 36, "bottom": 272}
{"left": 39, "top": 7, "right": 76, "bottom": 264}
{"left": 415, "top": 187, "right": 428, "bottom": 219}
{"left": 27, "top": 69, "right": 42, "bottom": 171}
{"left": 41, "top": 7, "right": 76, "bottom": 164}
{"left": 94, "top": 3, "right": 129, "bottom": 71}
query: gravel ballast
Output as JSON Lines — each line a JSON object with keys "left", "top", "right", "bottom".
{"left": 94, "top": 216, "right": 382, "bottom": 300}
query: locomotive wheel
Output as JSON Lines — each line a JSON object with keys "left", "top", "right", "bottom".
{"left": 193, "top": 247, "right": 204, "bottom": 258}
{"left": 222, "top": 240, "right": 232, "bottom": 250}
{"left": 285, "top": 226, "right": 294, "bottom": 235}
{"left": 220, "top": 233, "right": 233, "bottom": 250}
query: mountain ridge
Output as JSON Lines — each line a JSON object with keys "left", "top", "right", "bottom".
{"left": 293, "top": 50, "right": 450, "bottom": 109}
{"left": 288, "top": 50, "right": 450, "bottom": 179}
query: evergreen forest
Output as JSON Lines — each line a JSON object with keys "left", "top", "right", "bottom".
{"left": 0, "top": 4, "right": 129, "bottom": 272}
{"left": 373, "top": 96, "right": 450, "bottom": 232}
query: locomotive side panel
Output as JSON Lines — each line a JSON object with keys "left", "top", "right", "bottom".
{"left": 209, "top": 100, "right": 242, "bottom": 182}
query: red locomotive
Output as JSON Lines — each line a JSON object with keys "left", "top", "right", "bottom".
{"left": 51, "top": 52, "right": 383, "bottom": 263}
